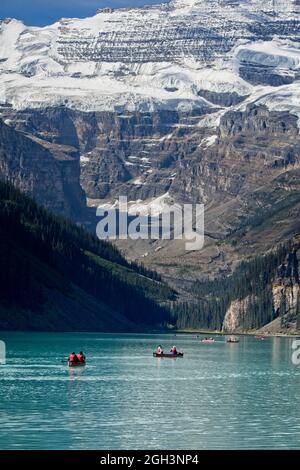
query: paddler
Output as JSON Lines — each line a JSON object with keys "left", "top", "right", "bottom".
{"left": 68, "top": 352, "right": 79, "bottom": 363}
{"left": 77, "top": 351, "right": 86, "bottom": 363}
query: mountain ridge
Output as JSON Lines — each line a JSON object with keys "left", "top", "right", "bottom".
{"left": 0, "top": 0, "right": 300, "bottom": 114}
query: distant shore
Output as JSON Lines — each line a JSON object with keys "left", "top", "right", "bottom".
{"left": 173, "top": 328, "right": 300, "bottom": 338}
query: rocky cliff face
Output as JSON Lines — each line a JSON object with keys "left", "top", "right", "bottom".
{"left": 222, "top": 243, "right": 300, "bottom": 333}
{"left": 2, "top": 100, "right": 299, "bottom": 205}
{"left": 271, "top": 249, "right": 300, "bottom": 330}
{"left": 0, "top": 119, "right": 86, "bottom": 217}
{"left": 222, "top": 296, "right": 254, "bottom": 333}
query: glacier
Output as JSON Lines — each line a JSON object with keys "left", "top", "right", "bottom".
{"left": 0, "top": 0, "right": 299, "bottom": 119}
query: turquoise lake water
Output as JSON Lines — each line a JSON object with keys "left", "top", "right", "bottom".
{"left": 0, "top": 332, "right": 300, "bottom": 450}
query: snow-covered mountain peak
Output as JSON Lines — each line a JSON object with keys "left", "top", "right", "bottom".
{"left": 0, "top": 0, "right": 299, "bottom": 115}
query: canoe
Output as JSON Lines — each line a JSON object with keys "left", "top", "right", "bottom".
{"left": 201, "top": 339, "right": 215, "bottom": 344}
{"left": 68, "top": 361, "right": 86, "bottom": 367}
{"left": 227, "top": 339, "right": 239, "bottom": 343}
{"left": 153, "top": 352, "right": 184, "bottom": 358}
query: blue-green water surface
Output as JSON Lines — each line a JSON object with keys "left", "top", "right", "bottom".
{"left": 0, "top": 332, "right": 299, "bottom": 450}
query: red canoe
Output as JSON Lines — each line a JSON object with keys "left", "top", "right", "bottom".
{"left": 68, "top": 361, "right": 86, "bottom": 367}
{"left": 153, "top": 352, "right": 184, "bottom": 358}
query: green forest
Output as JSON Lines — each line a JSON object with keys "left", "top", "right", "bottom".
{"left": 0, "top": 180, "right": 175, "bottom": 331}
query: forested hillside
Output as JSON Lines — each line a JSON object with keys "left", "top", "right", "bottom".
{"left": 0, "top": 181, "right": 175, "bottom": 331}
{"left": 1, "top": 180, "right": 299, "bottom": 334}
{"left": 171, "top": 242, "right": 300, "bottom": 333}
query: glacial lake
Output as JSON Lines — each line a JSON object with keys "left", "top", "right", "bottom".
{"left": 0, "top": 332, "right": 300, "bottom": 450}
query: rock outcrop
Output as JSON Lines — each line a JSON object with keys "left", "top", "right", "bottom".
{"left": 222, "top": 296, "right": 254, "bottom": 333}
{"left": 222, "top": 242, "right": 300, "bottom": 333}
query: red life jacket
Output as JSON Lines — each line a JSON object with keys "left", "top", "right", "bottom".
{"left": 77, "top": 354, "right": 84, "bottom": 363}
{"left": 69, "top": 354, "right": 76, "bottom": 361}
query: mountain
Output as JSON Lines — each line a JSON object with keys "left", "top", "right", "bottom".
{"left": 0, "top": 1, "right": 299, "bottom": 112}
{"left": 1, "top": 0, "right": 300, "bottom": 331}
{"left": 0, "top": 181, "right": 175, "bottom": 331}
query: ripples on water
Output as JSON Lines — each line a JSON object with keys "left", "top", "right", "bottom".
{"left": 0, "top": 332, "right": 300, "bottom": 450}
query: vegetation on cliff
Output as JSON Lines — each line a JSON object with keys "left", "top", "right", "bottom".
{"left": 171, "top": 242, "right": 300, "bottom": 332}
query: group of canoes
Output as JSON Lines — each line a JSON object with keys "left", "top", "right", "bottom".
{"left": 152, "top": 336, "right": 240, "bottom": 358}
{"left": 200, "top": 336, "right": 240, "bottom": 343}
{"left": 200, "top": 335, "right": 266, "bottom": 343}
{"left": 67, "top": 334, "right": 266, "bottom": 366}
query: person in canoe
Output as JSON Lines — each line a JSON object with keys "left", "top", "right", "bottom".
{"left": 156, "top": 345, "right": 163, "bottom": 355}
{"left": 77, "top": 351, "right": 86, "bottom": 363}
{"left": 170, "top": 345, "right": 178, "bottom": 355}
{"left": 68, "top": 352, "right": 79, "bottom": 364}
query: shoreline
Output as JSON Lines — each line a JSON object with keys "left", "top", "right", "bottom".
{"left": 172, "top": 328, "right": 300, "bottom": 338}
{"left": 0, "top": 328, "right": 299, "bottom": 338}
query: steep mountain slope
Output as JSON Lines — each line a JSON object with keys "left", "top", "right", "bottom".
{"left": 0, "top": 118, "right": 86, "bottom": 218}
{"left": 0, "top": 181, "right": 174, "bottom": 331}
